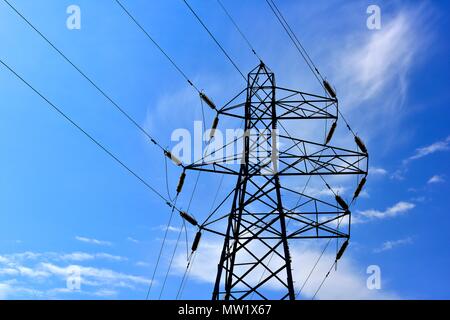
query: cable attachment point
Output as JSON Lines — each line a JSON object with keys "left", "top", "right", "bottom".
{"left": 209, "top": 115, "right": 220, "bottom": 139}
{"left": 325, "top": 121, "right": 337, "bottom": 145}
{"left": 191, "top": 230, "right": 202, "bottom": 252}
{"left": 353, "top": 177, "right": 367, "bottom": 200}
{"left": 199, "top": 92, "right": 217, "bottom": 110}
{"left": 323, "top": 80, "right": 337, "bottom": 99}
{"left": 336, "top": 240, "right": 349, "bottom": 261}
{"left": 354, "top": 136, "right": 368, "bottom": 154}
{"left": 335, "top": 195, "right": 349, "bottom": 211}
{"left": 164, "top": 150, "right": 183, "bottom": 166}
{"left": 180, "top": 211, "right": 198, "bottom": 227}
{"left": 176, "top": 170, "right": 186, "bottom": 194}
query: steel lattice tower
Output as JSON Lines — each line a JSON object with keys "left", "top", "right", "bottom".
{"left": 213, "top": 64, "right": 296, "bottom": 300}
{"left": 184, "top": 62, "right": 368, "bottom": 300}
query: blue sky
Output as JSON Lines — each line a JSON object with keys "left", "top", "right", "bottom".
{"left": 0, "top": 0, "right": 449, "bottom": 299}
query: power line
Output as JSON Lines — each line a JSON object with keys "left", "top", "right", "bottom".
{"left": 2, "top": 0, "right": 168, "bottom": 153}
{"left": 3, "top": 1, "right": 204, "bottom": 299}
{"left": 265, "top": 0, "right": 359, "bottom": 137}
{"left": 146, "top": 201, "right": 177, "bottom": 299}
{"left": 0, "top": 58, "right": 178, "bottom": 214}
{"left": 176, "top": 250, "right": 197, "bottom": 299}
{"left": 182, "top": 0, "right": 246, "bottom": 81}
{"left": 265, "top": 0, "right": 322, "bottom": 86}
{"left": 114, "top": 0, "right": 201, "bottom": 93}
{"left": 296, "top": 239, "right": 331, "bottom": 297}
{"left": 268, "top": 0, "right": 323, "bottom": 80}
{"left": 216, "top": 0, "right": 263, "bottom": 63}
{"left": 158, "top": 219, "right": 184, "bottom": 299}
{"left": 297, "top": 205, "right": 351, "bottom": 299}
{"left": 311, "top": 259, "right": 336, "bottom": 300}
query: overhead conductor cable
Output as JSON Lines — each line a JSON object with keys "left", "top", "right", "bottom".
{"left": 0, "top": 58, "right": 179, "bottom": 213}
{"left": 216, "top": 0, "right": 263, "bottom": 63}
{"left": 2, "top": 0, "right": 172, "bottom": 153}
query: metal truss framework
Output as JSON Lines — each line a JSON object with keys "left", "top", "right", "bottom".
{"left": 184, "top": 63, "right": 368, "bottom": 300}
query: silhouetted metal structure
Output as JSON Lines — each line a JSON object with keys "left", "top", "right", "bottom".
{"left": 184, "top": 62, "right": 368, "bottom": 300}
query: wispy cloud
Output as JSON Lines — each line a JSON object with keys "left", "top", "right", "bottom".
{"left": 92, "top": 289, "right": 118, "bottom": 297}
{"left": 135, "top": 261, "right": 151, "bottom": 267}
{"left": 127, "top": 237, "right": 140, "bottom": 244}
{"left": 394, "top": 136, "right": 450, "bottom": 180}
{"left": 0, "top": 284, "right": 10, "bottom": 299}
{"left": 60, "top": 252, "right": 127, "bottom": 262}
{"left": 0, "top": 250, "right": 150, "bottom": 298}
{"left": 304, "top": 185, "right": 347, "bottom": 198}
{"left": 75, "top": 236, "right": 112, "bottom": 246}
{"left": 0, "top": 251, "right": 127, "bottom": 264}
{"left": 427, "top": 175, "right": 445, "bottom": 184}
{"left": 173, "top": 240, "right": 398, "bottom": 299}
{"left": 355, "top": 201, "right": 415, "bottom": 223}
{"left": 405, "top": 136, "right": 450, "bottom": 163}
{"left": 369, "top": 167, "right": 388, "bottom": 176}
{"left": 40, "top": 263, "right": 151, "bottom": 287}
{"left": 153, "top": 225, "right": 182, "bottom": 233}
{"left": 339, "top": 13, "right": 418, "bottom": 104}
{"left": 335, "top": 5, "right": 430, "bottom": 117}
{"left": 374, "top": 237, "right": 413, "bottom": 253}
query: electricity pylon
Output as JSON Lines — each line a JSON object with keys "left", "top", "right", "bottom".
{"left": 184, "top": 62, "right": 368, "bottom": 300}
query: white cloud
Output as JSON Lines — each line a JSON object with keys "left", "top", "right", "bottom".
{"left": 0, "top": 284, "right": 11, "bottom": 299}
{"left": 0, "top": 252, "right": 41, "bottom": 262}
{"left": 40, "top": 263, "right": 151, "bottom": 287}
{"left": 16, "top": 266, "right": 50, "bottom": 279}
{"left": 1, "top": 251, "right": 127, "bottom": 263}
{"left": 369, "top": 167, "right": 388, "bottom": 176}
{"left": 153, "top": 225, "right": 182, "bottom": 233}
{"left": 290, "top": 245, "right": 397, "bottom": 299}
{"left": 406, "top": 136, "right": 450, "bottom": 163}
{"left": 355, "top": 201, "right": 415, "bottom": 223}
{"left": 60, "top": 252, "right": 93, "bottom": 261}
{"left": 173, "top": 240, "right": 397, "bottom": 299}
{"left": 0, "top": 254, "right": 51, "bottom": 279}
{"left": 75, "top": 236, "right": 112, "bottom": 246}
{"left": 393, "top": 137, "right": 449, "bottom": 181}
{"left": 136, "top": 261, "right": 151, "bottom": 267}
{"left": 339, "top": 13, "right": 417, "bottom": 103}
{"left": 0, "top": 250, "right": 141, "bottom": 298}
{"left": 95, "top": 253, "right": 128, "bottom": 262}
{"left": 127, "top": 237, "right": 140, "bottom": 244}
{"left": 335, "top": 6, "right": 429, "bottom": 115}
{"left": 0, "top": 256, "right": 9, "bottom": 264}
{"left": 301, "top": 185, "right": 348, "bottom": 199}
{"left": 0, "top": 268, "right": 19, "bottom": 276}
{"left": 60, "top": 252, "right": 127, "bottom": 262}
{"left": 427, "top": 175, "right": 445, "bottom": 184}
{"left": 374, "top": 237, "right": 413, "bottom": 253}
{"left": 93, "top": 289, "right": 118, "bottom": 297}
